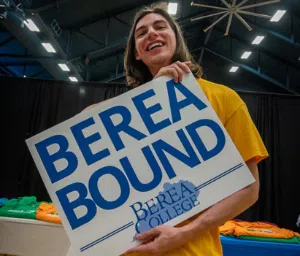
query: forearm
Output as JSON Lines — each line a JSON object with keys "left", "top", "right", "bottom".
{"left": 180, "top": 159, "right": 259, "bottom": 240}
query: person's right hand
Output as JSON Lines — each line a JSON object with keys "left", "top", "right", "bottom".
{"left": 154, "top": 61, "right": 192, "bottom": 83}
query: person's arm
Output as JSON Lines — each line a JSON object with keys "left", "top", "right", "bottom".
{"left": 180, "top": 157, "right": 259, "bottom": 239}
{"left": 126, "top": 158, "right": 259, "bottom": 255}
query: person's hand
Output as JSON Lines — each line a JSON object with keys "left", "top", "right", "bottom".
{"left": 154, "top": 61, "right": 192, "bottom": 83}
{"left": 125, "top": 225, "right": 188, "bottom": 256}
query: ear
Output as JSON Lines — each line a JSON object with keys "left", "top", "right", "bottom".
{"left": 135, "top": 49, "right": 141, "bottom": 60}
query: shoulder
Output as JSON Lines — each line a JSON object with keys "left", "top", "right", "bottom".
{"left": 197, "top": 78, "right": 242, "bottom": 101}
{"left": 196, "top": 78, "right": 245, "bottom": 121}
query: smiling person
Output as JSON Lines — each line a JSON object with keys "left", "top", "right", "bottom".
{"left": 122, "top": 2, "right": 269, "bottom": 256}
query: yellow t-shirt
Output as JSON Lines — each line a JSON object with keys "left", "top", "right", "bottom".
{"left": 127, "top": 78, "right": 269, "bottom": 256}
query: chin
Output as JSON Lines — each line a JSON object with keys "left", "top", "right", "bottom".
{"left": 148, "top": 55, "right": 172, "bottom": 66}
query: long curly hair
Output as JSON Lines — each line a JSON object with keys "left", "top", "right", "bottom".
{"left": 124, "top": 2, "right": 202, "bottom": 87}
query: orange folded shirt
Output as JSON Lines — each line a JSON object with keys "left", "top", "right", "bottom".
{"left": 220, "top": 220, "right": 300, "bottom": 239}
{"left": 36, "top": 202, "right": 62, "bottom": 224}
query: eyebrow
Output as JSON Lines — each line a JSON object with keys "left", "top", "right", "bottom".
{"left": 135, "top": 20, "right": 168, "bottom": 35}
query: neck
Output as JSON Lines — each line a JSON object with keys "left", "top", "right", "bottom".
{"left": 149, "top": 65, "right": 161, "bottom": 78}
{"left": 148, "top": 60, "right": 172, "bottom": 78}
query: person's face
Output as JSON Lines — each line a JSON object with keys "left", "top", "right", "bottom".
{"left": 134, "top": 13, "right": 176, "bottom": 70}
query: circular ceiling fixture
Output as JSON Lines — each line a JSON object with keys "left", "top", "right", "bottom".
{"left": 191, "top": 0, "right": 280, "bottom": 35}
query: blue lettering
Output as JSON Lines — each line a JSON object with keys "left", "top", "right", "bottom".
{"left": 190, "top": 194, "right": 200, "bottom": 207}
{"left": 71, "top": 118, "right": 110, "bottom": 166}
{"left": 180, "top": 183, "right": 194, "bottom": 198}
{"left": 156, "top": 193, "right": 172, "bottom": 210}
{"left": 186, "top": 119, "right": 225, "bottom": 161}
{"left": 149, "top": 216, "right": 160, "bottom": 228}
{"left": 132, "top": 89, "right": 172, "bottom": 134}
{"left": 167, "top": 80, "right": 207, "bottom": 123}
{"left": 172, "top": 203, "right": 183, "bottom": 216}
{"left": 130, "top": 202, "right": 148, "bottom": 222}
{"left": 99, "top": 106, "right": 147, "bottom": 151}
{"left": 89, "top": 166, "right": 130, "bottom": 210}
{"left": 120, "top": 146, "right": 162, "bottom": 192}
{"left": 145, "top": 199, "right": 159, "bottom": 215}
{"left": 152, "top": 129, "right": 200, "bottom": 179}
{"left": 181, "top": 198, "right": 193, "bottom": 211}
{"left": 56, "top": 182, "right": 96, "bottom": 230}
{"left": 35, "top": 135, "right": 78, "bottom": 183}
{"left": 166, "top": 188, "right": 181, "bottom": 203}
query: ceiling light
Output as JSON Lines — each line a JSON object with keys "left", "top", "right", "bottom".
{"left": 252, "top": 36, "right": 265, "bottom": 45}
{"left": 168, "top": 3, "right": 178, "bottom": 15}
{"left": 69, "top": 76, "right": 78, "bottom": 82}
{"left": 270, "top": 10, "right": 286, "bottom": 22}
{"left": 41, "top": 43, "right": 56, "bottom": 53}
{"left": 241, "top": 51, "right": 252, "bottom": 59}
{"left": 230, "top": 66, "right": 239, "bottom": 73}
{"left": 24, "top": 19, "right": 40, "bottom": 32}
{"left": 58, "top": 63, "right": 70, "bottom": 72}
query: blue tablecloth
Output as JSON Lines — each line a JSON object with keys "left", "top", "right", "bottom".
{"left": 221, "top": 235, "right": 300, "bottom": 256}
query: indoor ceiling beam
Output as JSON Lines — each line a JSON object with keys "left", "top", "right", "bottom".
{"left": 61, "top": 1, "right": 154, "bottom": 30}
{"left": 214, "top": 27, "right": 300, "bottom": 70}
{"left": 0, "top": 53, "right": 66, "bottom": 62}
{"left": 99, "top": 72, "right": 126, "bottom": 83}
{"left": 1, "top": 13, "right": 84, "bottom": 81}
{"left": 0, "top": 65, "right": 17, "bottom": 76}
{"left": 0, "top": 35, "right": 14, "bottom": 47}
{"left": 69, "top": 38, "right": 127, "bottom": 62}
{"left": 244, "top": 18, "right": 300, "bottom": 48}
{"left": 202, "top": 47, "right": 298, "bottom": 95}
{"left": 30, "top": 68, "right": 47, "bottom": 78}
{"left": 1, "top": 62, "right": 40, "bottom": 66}
{"left": 75, "top": 29, "right": 104, "bottom": 46}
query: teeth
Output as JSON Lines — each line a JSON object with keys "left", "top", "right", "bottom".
{"left": 148, "top": 42, "right": 163, "bottom": 51}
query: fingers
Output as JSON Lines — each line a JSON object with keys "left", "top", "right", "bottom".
{"left": 126, "top": 228, "right": 160, "bottom": 254}
{"left": 136, "top": 228, "right": 160, "bottom": 241}
{"left": 171, "top": 64, "right": 183, "bottom": 83}
{"left": 154, "top": 61, "right": 192, "bottom": 83}
{"left": 177, "top": 61, "right": 191, "bottom": 74}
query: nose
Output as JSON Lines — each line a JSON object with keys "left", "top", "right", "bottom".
{"left": 147, "top": 26, "right": 158, "bottom": 40}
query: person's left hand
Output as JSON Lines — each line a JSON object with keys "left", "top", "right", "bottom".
{"left": 125, "top": 225, "right": 188, "bottom": 256}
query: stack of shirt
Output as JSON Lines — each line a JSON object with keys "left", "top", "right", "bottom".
{"left": 220, "top": 220, "right": 300, "bottom": 244}
{"left": 36, "top": 202, "right": 62, "bottom": 224}
{"left": 0, "top": 197, "right": 62, "bottom": 224}
{"left": 0, "top": 196, "right": 40, "bottom": 219}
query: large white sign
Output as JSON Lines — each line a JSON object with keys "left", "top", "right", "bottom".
{"left": 26, "top": 74, "right": 254, "bottom": 256}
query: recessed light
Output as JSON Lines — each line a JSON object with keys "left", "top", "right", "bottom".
{"left": 24, "top": 19, "right": 40, "bottom": 32}
{"left": 168, "top": 3, "right": 178, "bottom": 15}
{"left": 252, "top": 36, "right": 265, "bottom": 45}
{"left": 58, "top": 64, "right": 70, "bottom": 72}
{"left": 41, "top": 43, "right": 56, "bottom": 53}
{"left": 230, "top": 66, "right": 239, "bottom": 73}
{"left": 69, "top": 76, "right": 78, "bottom": 82}
{"left": 270, "top": 10, "right": 286, "bottom": 22}
{"left": 241, "top": 51, "right": 252, "bottom": 59}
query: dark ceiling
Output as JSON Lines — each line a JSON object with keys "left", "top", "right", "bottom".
{"left": 0, "top": 0, "right": 300, "bottom": 95}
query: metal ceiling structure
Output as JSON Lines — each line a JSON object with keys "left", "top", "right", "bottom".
{"left": 0, "top": 0, "right": 300, "bottom": 94}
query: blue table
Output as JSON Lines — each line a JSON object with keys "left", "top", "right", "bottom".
{"left": 221, "top": 235, "right": 300, "bottom": 256}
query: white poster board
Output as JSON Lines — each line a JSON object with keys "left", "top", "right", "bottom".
{"left": 26, "top": 74, "right": 254, "bottom": 256}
